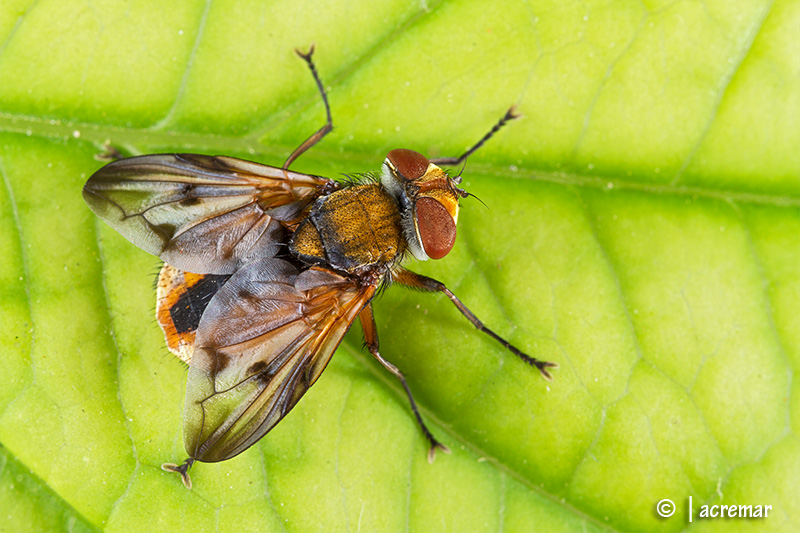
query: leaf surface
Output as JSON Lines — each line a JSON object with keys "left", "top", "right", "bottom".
{"left": 0, "top": 1, "right": 798, "bottom": 531}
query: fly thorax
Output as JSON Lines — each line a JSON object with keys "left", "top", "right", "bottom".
{"left": 290, "top": 185, "right": 404, "bottom": 272}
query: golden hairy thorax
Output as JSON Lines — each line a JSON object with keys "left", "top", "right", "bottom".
{"left": 289, "top": 183, "right": 405, "bottom": 272}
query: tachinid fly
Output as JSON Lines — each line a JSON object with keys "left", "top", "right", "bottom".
{"left": 83, "top": 46, "right": 557, "bottom": 488}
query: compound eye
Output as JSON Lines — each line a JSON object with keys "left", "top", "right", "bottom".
{"left": 415, "top": 197, "right": 456, "bottom": 260}
{"left": 387, "top": 149, "right": 429, "bottom": 181}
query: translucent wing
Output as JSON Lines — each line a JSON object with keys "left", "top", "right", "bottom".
{"left": 184, "top": 257, "right": 377, "bottom": 462}
{"left": 83, "top": 153, "right": 338, "bottom": 274}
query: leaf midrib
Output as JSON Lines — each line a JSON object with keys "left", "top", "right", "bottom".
{"left": 1, "top": 112, "right": 797, "bottom": 210}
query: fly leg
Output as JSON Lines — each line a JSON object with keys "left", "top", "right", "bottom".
{"left": 359, "top": 303, "right": 450, "bottom": 463}
{"left": 429, "top": 107, "right": 519, "bottom": 167}
{"left": 162, "top": 458, "right": 195, "bottom": 490}
{"left": 283, "top": 44, "right": 334, "bottom": 169}
{"left": 94, "top": 140, "right": 123, "bottom": 162}
{"left": 393, "top": 267, "right": 558, "bottom": 380}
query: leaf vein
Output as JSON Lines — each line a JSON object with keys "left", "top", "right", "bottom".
{"left": 151, "top": 0, "right": 214, "bottom": 131}
{"left": 93, "top": 217, "right": 141, "bottom": 523}
{"left": 0, "top": 0, "right": 41, "bottom": 57}
{"left": 670, "top": 0, "right": 776, "bottom": 186}
{"left": 569, "top": 10, "right": 649, "bottom": 162}
{"left": 335, "top": 378, "right": 354, "bottom": 532}
{"left": 257, "top": 445, "right": 290, "bottom": 532}
{"left": 242, "top": 0, "right": 450, "bottom": 144}
{"left": 727, "top": 199, "right": 794, "bottom": 435}
{"left": 0, "top": 155, "right": 36, "bottom": 412}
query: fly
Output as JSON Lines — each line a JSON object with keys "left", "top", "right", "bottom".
{"left": 82, "top": 45, "right": 557, "bottom": 489}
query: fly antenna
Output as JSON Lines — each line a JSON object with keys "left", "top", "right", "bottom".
{"left": 464, "top": 191, "right": 488, "bottom": 209}
{"left": 451, "top": 157, "right": 469, "bottom": 185}
{"left": 450, "top": 159, "right": 467, "bottom": 185}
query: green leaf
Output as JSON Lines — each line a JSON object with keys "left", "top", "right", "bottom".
{"left": 1, "top": 0, "right": 798, "bottom": 531}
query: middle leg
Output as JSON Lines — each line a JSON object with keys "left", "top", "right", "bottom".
{"left": 359, "top": 303, "right": 450, "bottom": 463}
{"left": 393, "top": 267, "right": 558, "bottom": 380}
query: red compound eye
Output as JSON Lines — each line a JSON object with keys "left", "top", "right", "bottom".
{"left": 416, "top": 197, "right": 456, "bottom": 259}
{"left": 387, "top": 149, "right": 429, "bottom": 181}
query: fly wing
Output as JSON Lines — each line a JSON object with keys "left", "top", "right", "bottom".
{"left": 83, "top": 153, "right": 338, "bottom": 274}
{"left": 183, "top": 257, "right": 377, "bottom": 462}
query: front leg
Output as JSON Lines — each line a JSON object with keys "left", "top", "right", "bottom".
{"left": 359, "top": 303, "right": 450, "bottom": 463}
{"left": 392, "top": 267, "right": 558, "bottom": 380}
{"left": 428, "top": 107, "right": 519, "bottom": 167}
